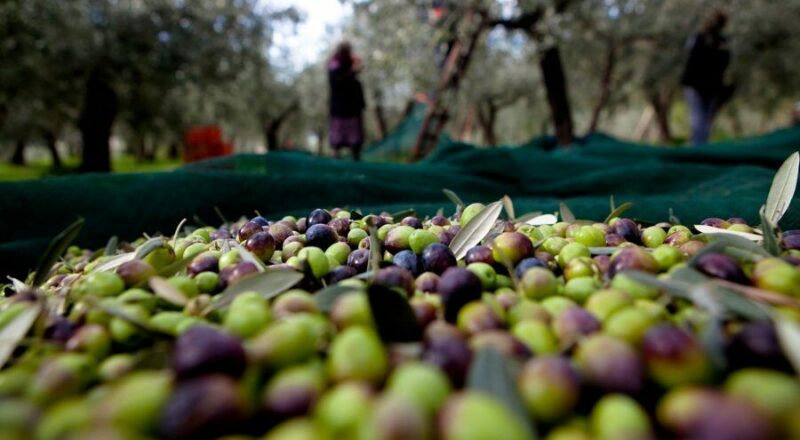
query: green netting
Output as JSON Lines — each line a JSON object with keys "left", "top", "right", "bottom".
{"left": 2, "top": 124, "right": 800, "bottom": 279}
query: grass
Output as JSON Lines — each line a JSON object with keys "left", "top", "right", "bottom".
{"left": 0, "top": 156, "right": 181, "bottom": 182}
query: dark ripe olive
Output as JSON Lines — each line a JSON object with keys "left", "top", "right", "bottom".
{"left": 416, "top": 272, "right": 440, "bottom": 293}
{"left": 608, "top": 247, "right": 659, "bottom": 278}
{"left": 375, "top": 266, "right": 416, "bottom": 297}
{"left": 421, "top": 243, "right": 457, "bottom": 275}
{"left": 726, "top": 320, "right": 792, "bottom": 372}
{"left": 612, "top": 218, "right": 642, "bottom": 244}
{"left": 552, "top": 307, "right": 601, "bottom": 350}
{"left": 306, "top": 209, "right": 332, "bottom": 227}
{"left": 393, "top": 250, "right": 422, "bottom": 277}
{"left": 276, "top": 219, "right": 298, "bottom": 232}
{"left": 245, "top": 232, "right": 276, "bottom": 260}
{"left": 782, "top": 234, "right": 800, "bottom": 250}
{"left": 226, "top": 262, "right": 259, "bottom": 286}
{"left": 422, "top": 323, "right": 472, "bottom": 387}
{"left": 283, "top": 235, "right": 306, "bottom": 247}
{"left": 268, "top": 223, "right": 294, "bottom": 248}
{"left": 328, "top": 218, "right": 351, "bottom": 237}
{"left": 727, "top": 217, "right": 748, "bottom": 225}
{"left": 45, "top": 317, "right": 78, "bottom": 344}
{"left": 642, "top": 324, "right": 712, "bottom": 388}
{"left": 251, "top": 216, "right": 269, "bottom": 227}
{"left": 430, "top": 215, "right": 450, "bottom": 226}
{"left": 116, "top": 259, "right": 156, "bottom": 287}
{"left": 593, "top": 255, "right": 610, "bottom": 274}
{"left": 187, "top": 254, "right": 218, "bottom": 277}
{"left": 694, "top": 252, "right": 748, "bottom": 284}
{"left": 605, "top": 233, "right": 625, "bottom": 247}
{"left": 664, "top": 230, "right": 692, "bottom": 247}
{"left": 218, "top": 265, "right": 236, "bottom": 290}
{"left": 296, "top": 217, "right": 308, "bottom": 234}
{"left": 326, "top": 265, "right": 358, "bottom": 284}
{"left": 457, "top": 301, "right": 503, "bottom": 335}
{"left": 401, "top": 216, "right": 423, "bottom": 229}
{"left": 437, "top": 267, "right": 483, "bottom": 323}
{"left": 700, "top": 217, "right": 731, "bottom": 229}
{"left": 160, "top": 375, "right": 248, "bottom": 440}
{"left": 347, "top": 248, "right": 370, "bottom": 273}
{"left": 237, "top": 221, "right": 262, "bottom": 242}
{"left": 465, "top": 245, "right": 495, "bottom": 266}
{"left": 658, "top": 389, "right": 770, "bottom": 440}
{"left": 439, "top": 229, "right": 458, "bottom": 246}
{"left": 211, "top": 228, "right": 232, "bottom": 240}
{"left": 171, "top": 326, "right": 246, "bottom": 380}
{"left": 305, "top": 224, "right": 338, "bottom": 250}
{"left": 574, "top": 334, "right": 644, "bottom": 395}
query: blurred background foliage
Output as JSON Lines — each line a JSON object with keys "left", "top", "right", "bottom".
{"left": 1, "top": 0, "right": 799, "bottom": 174}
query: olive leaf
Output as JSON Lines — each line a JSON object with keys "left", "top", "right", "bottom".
{"left": 0, "top": 302, "right": 42, "bottom": 368}
{"left": 104, "top": 236, "right": 119, "bottom": 257}
{"left": 389, "top": 208, "right": 416, "bottom": 220}
{"left": 502, "top": 195, "right": 515, "bottom": 221}
{"left": 350, "top": 209, "right": 364, "bottom": 220}
{"left": 765, "top": 151, "right": 799, "bottom": 225}
{"left": 700, "top": 319, "right": 727, "bottom": 373}
{"left": 157, "top": 254, "right": 197, "bottom": 278}
{"left": 449, "top": 200, "right": 503, "bottom": 260}
{"left": 623, "top": 270, "right": 693, "bottom": 300}
{"left": 367, "top": 284, "right": 421, "bottom": 343}
{"left": 171, "top": 218, "right": 188, "bottom": 249}
{"left": 91, "top": 252, "right": 136, "bottom": 273}
{"left": 774, "top": 314, "right": 800, "bottom": 377}
{"left": 134, "top": 237, "right": 168, "bottom": 260}
{"left": 6, "top": 277, "right": 28, "bottom": 293}
{"left": 559, "top": 202, "right": 576, "bottom": 223}
{"left": 693, "top": 225, "right": 762, "bottom": 243}
{"left": 33, "top": 218, "right": 85, "bottom": 287}
{"left": 604, "top": 202, "right": 634, "bottom": 224}
{"left": 669, "top": 208, "right": 682, "bottom": 225}
{"left": 523, "top": 213, "right": 557, "bottom": 226}
{"left": 148, "top": 277, "right": 189, "bottom": 307}
{"left": 315, "top": 284, "right": 364, "bottom": 313}
{"left": 85, "top": 295, "right": 171, "bottom": 337}
{"left": 609, "top": 195, "right": 616, "bottom": 212}
{"left": 467, "top": 348, "right": 537, "bottom": 439}
{"left": 700, "top": 233, "right": 771, "bottom": 258}
{"left": 212, "top": 268, "right": 304, "bottom": 310}
{"left": 232, "top": 242, "right": 266, "bottom": 272}
{"left": 443, "top": 188, "right": 465, "bottom": 215}
{"left": 515, "top": 211, "right": 544, "bottom": 223}
{"left": 589, "top": 247, "right": 623, "bottom": 255}
{"left": 759, "top": 206, "right": 781, "bottom": 256}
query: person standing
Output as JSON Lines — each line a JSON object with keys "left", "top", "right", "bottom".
{"left": 328, "top": 41, "right": 366, "bottom": 160}
{"left": 681, "top": 9, "right": 734, "bottom": 145}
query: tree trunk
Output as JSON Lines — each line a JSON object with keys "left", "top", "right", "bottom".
{"left": 477, "top": 101, "right": 498, "bottom": 146}
{"left": 264, "top": 101, "right": 299, "bottom": 152}
{"left": 79, "top": 70, "right": 117, "bottom": 172}
{"left": 10, "top": 138, "right": 25, "bottom": 165}
{"left": 373, "top": 89, "right": 388, "bottom": 140}
{"left": 43, "top": 130, "right": 62, "bottom": 169}
{"left": 168, "top": 141, "right": 180, "bottom": 160}
{"left": 586, "top": 43, "right": 616, "bottom": 135}
{"left": 649, "top": 90, "right": 673, "bottom": 143}
{"left": 539, "top": 46, "right": 575, "bottom": 145}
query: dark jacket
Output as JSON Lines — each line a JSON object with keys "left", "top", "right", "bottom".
{"left": 328, "top": 60, "right": 365, "bottom": 118}
{"left": 681, "top": 32, "right": 731, "bottom": 98}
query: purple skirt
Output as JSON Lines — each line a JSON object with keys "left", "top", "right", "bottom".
{"left": 329, "top": 116, "right": 364, "bottom": 149}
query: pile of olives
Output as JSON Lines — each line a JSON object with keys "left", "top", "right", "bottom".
{"left": 1, "top": 203, "right": 799, "bottom": 440}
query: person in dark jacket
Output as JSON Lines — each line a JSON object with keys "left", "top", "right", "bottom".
{"left": 681, "top": 9, "right": 734, "bottom": 145}
{"left": 328, "top": 41, "right": 366, "bottom": 160}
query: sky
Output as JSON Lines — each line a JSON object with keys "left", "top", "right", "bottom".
{"left": 266, "top": 0, "right": 353, "bottom": 72}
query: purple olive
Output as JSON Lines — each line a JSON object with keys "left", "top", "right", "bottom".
{"left": 237, "top": 221, "right": 262, "bottom": 242}
{"left": 393, "top": 250, "right": 422, "bottom": 277}
{"left": 401, "top": 216, "right": 423, "bottom": 229}
{"left": 465, "top": 245, "right": 495, "bottom": 265}
{"left": 171, "top": 326, "right": 246, "bottom": 380}
{"left": 437, "top": 267, "right": 483, "bottom": 323}
{"left": 608, "top": 247, "right": 659, "bottom": 278}
{"left": 642, "top": 324, "right": 712, "bottom": 387}
{"left": 421, "top": 243, "right": 457, "bottom": 275}
{"left": 245, "top": 232, "right": 275, "bottom": 260}
{"left": 552, "top": 307, "right": 601, "bottom": 350}
{"left": 612, "top": 218, "right": 642, "bottom": 244}
{"left": 726, "top": 320, "right": 792, "bottom": 372}
{"left": 574, "top": 334, "right": 643, "bottom": 395}
{"left": 187, "top": 253, "right": 219, "bottom": 277}
{"left": 307, "top": 209, "right": 332, "bottom": 227}
{"left": 305, "top": 224, "right": 338, "bottom": 250}
{"left": 347, "top": 248, "right": 370, "bottom": 273}
{"left": 694, "top": 252, "right": 748, "bottom": 284}
{"left": 160, "top": 375, "right": 248, "bottom": 440}
{"left": 375, "top": 266, "right": 416, "bottom": 297}
{"left": 415, "top": 272, "right": 439, "bottom": 293}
